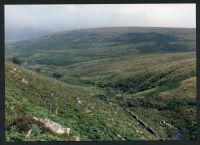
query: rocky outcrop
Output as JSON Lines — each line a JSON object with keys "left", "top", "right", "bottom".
{"left": 74, "top": 136, "right": 80, "bottom": 141}
{"left": 160, "top": 120, "right": 177, "bottom": 130}
{"left": 21, "top": 78, "right": 28, "bottom": 85}
{"left": 32, "top": 116, "right": 70, "bottom": 135}
{"left": 7, "top": 115, "right": 80, "bottom": 141}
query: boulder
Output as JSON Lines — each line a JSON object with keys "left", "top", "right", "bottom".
{"left": 32, "top": 116, "right": 70, "bottom": 135}
{"left": 21, "top": 78, "right": 28, "bottom": 85}
{"left": 74, "top": 136, "right": 80, "bottom": 141}
{"left": 25, "top": 129, "right": 32, "bottom": 138}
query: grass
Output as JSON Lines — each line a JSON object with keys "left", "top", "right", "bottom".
{"left": 5, "top": 27, "right": 197, "bottom": 141}
{"left": 5, "top": 62, "right": 156, "bottom": 141}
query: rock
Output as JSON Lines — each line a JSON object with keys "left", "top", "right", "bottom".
{"left": 127, "top": 122, "right": 132, "bottom": 127}
{"left": 32, "top": 116, "right": 70, "bottom": 135}
{"left": 117, "top": 134, "right": 122, "bottom": 138}
{"left": 25, "top": 129, "right": 32, "bottom": 138}
{"left": 74, "top": 136, "right": 80, "bottom": 141}
{"left": 55, "top": 107, "right": 58, "bottom": 115}
{"left": 85, "top": 109, "right": 91, "bottom": 113}
{"left": 75, "top": 97, "right": 82, "bottom": 104}
{"left": 77, "top": 100, "right": 82, "bottom": 104}
{"left": 160, "top": 120, "right": 176, "bottom": 129}
{"left": 136, "top": 130, "right": 143, "bottom": 135}
{"left": 21, "top": 78, "right": 28, "bottom": 85}
{"left": 160, "top": 120, "right": 166, "bottom": 126}
{"left": 13, "top": 68, "right": 17, "bottom": 71}
{"left": 64, "top": 128, "right": 71, "bottom": 135}
{"left": 116, "top": 93, "right": 122, "bottom": 97}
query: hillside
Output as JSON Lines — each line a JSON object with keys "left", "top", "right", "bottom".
{"left": 6, "top": 62, "right": 157, "bottom": 141}
{"left": 5, "top": 27, "right": 195, "bottom": 67}
{"left": 5, "top": 27, "right": 197, "bottom": 141}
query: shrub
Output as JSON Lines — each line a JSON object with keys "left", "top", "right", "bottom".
{"left": 11, "top": 57, "right": 22, "bottom": 65}
{"left": 52, "top": 72, "right": 63, "bottom": 78}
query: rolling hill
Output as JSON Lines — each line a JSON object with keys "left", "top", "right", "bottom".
{"left": 6, "top": 62, "right": 157, "bottom": 141}
{"left": 5, "top": 27, "right": 197, "bottom": 141}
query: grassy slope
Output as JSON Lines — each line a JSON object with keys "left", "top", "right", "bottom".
{"left": 100, "top": 53, "right": 196, "bottom": 140}
{"left": 5, "top": 27, "right": 197, "bottom": 140}
{"left": 54, "top": 51, "right": 196, "bottom": 140}
{"left": 5, "top": 62, "right": 156, "bottom": 141}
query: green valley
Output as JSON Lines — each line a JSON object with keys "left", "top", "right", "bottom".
{"left": 5, "top": 27, "right": 197, "bottom": 141}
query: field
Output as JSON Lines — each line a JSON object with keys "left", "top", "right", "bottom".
{"left": 5, "top": 27, "right": 197, "bottom": 141}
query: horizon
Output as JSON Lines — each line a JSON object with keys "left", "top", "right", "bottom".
{"left": 5, "top": 4, "right": 196, "bottom": 42}
{"left": 5, "top": 26, "right": 196, "bottom": 44}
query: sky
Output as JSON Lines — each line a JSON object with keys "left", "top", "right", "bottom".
{"left": 5, "top": 4, "right": 196, "bottom": 41}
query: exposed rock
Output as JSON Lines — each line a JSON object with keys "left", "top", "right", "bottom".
{"left": 25, "top": 129, "right": 32, "bottom": 138}
{"left": 89, "top": 113, "right": 93, "bottom": 116}
{"left": 74, "top": 136, "right": 80, "bottom": 141}
{"left": 55, "top": 107, "right": 59, "bottom": 115}
{"left": 21, "top": 78, "right": 28, "bottom": 85}
{"left": 75, "top": 97, "right": 79, "bottom": 100}
{"left": 160, "top": 120, "right": 177, "bottom": 129}
{"left": 32, "top": 116, "right": 70, "bottom": 135}
{"left": 136, "top": 130, "right": 143, "bottom": 134}
{"left": 77, "top": 100, "right": 82, "bottom": 104}
{"left": 75, "top": 97, "right": 83, "bottom": 104}
{"left": 85, "top": 109, "right": 91, "bottom": 113}
{"left": 116, "top": 93, "right": 122, "bottom": 97}
{"left": 127, "top": 122, "right": 132, "bottom": 127}
{"left": 117, "top": 134, "right": 122, "bottom": 138}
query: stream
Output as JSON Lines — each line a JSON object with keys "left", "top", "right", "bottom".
{"left": 175, "top": 130, "right": 184, "bottom": 140}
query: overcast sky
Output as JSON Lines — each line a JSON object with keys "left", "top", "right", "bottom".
{"left": 5, "top": 4, "right": 196, "bottom": 37}
{"left": 5, "top": 4, "right": 196, "bottom": 41}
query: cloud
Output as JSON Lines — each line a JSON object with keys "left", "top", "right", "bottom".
{"left": 5, "top": 4, "right": 196, "bottom": 33}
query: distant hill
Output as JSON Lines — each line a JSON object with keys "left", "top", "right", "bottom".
{"left": 5, "top": 27, "right": 196, "bottom": 66}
